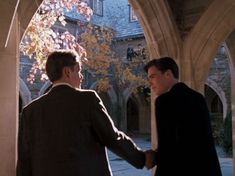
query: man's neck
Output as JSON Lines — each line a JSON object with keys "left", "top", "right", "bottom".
{"left": 52, "top": 81, "right": 74, "bottom": 89}
{"left": 168, "top": 79, "right": 179, "bottom": 91}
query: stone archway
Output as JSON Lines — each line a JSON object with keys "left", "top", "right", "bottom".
{"left": 127, "top": 95, "right": 139, "bottom": 134}
{"left": 129, "top": 0, "right": 235, "bottom": 91}
{"left": 2, "top": 0, "right": 235, "bottom": 175}
{"left": 0, "top": 1, "right": 44, "bottom": 175}
{"left": 225, "top": 32, "right": 235, "bottom": 174}
{"left": 204, "top": 84, "right": 224, "bottom": 146}
{"left": 206, "top": 79, "right": 228, "bottom": 119}
{"left": 129, "top": 1, "right": 235, "bottom": 168}
{"left": 125, "top": 86, "right": 151, "bottom": 135}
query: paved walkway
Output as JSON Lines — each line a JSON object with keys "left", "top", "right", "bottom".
{"left": 108, "top": 136, "right": 233, "bottom": 176}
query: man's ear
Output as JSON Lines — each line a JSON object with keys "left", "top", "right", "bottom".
{"left": 165, "top": 69, "right": 173, "bottom": 78}
{"left": 62, "top": 67, "right": 70, "bottom": 78}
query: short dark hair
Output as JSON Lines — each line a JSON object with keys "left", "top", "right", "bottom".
{"left": 144, "top": 57, "right": 179, "bottom": 79}
{"left": 46, "top": 50, "right": 80, "bottom": 82}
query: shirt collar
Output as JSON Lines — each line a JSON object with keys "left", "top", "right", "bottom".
{"left": 52, "top": 82, "right": 74, "bottom": 89}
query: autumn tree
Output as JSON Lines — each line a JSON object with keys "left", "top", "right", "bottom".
{"left": 21, "top": 0, "right": 149, "bottom": 130}
{"left": 20, "top": 0, "right": 92, "bottom": 83}
{"left": 78, "top": 21, "right": 149, "bottom": 129}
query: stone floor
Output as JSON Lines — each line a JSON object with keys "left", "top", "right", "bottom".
{"left": 108, "top": 136, "right": 233, "bottom": 176}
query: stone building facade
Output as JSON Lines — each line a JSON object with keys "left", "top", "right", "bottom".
{"left": 19, "top": 0, "right": 231, "bottom": 141}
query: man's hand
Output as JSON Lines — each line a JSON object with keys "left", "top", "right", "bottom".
{"left": 145, "top": 149, "right": 156, "bottom": 169}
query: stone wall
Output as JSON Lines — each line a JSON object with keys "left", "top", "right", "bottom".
{"left": 207, "top": 46, "right": 231, "bottom": 117}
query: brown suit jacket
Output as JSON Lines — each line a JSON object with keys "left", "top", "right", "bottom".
{"left": 17, "top": 85, "right": 145, "bottom": 176}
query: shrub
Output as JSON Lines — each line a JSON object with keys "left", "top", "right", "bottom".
{"left": 222, "top": 111, "right": 232, "bottom": 154}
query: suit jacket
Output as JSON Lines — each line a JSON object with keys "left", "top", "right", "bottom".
{"left": 17, "top": 85, "right": 145, "bottom": 176}
{"left": 154, "top": 82, "right": 222, "bottom": 176}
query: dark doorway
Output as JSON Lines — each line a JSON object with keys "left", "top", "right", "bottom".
{"left": 127, "top": 96, "right": 139, "bottom": 134}
{"left": 204, "top": 85, "right": 223, "bottom": 145}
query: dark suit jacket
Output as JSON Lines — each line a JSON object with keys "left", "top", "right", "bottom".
{"left": 17, "top": 85, "right": 145, "bottom": 176}
{"left": 154, "top": 82, "right": 222, "bottom": 176}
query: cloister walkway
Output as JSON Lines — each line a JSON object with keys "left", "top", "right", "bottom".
{"left": 108, "top": 136, "right": 233, "bottom": 176}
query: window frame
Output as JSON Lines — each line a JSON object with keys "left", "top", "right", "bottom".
{"left": 129, "top": 5, "right": 138, "bottom": 22}
{"left": 91, "top": 0, "right": 104, "bottom": 16}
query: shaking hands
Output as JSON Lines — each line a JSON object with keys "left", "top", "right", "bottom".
{"left": 144, "top": 149, "right": 156, "bottom": 169}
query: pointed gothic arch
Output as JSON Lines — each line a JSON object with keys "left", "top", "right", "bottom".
{"left": 205, "top": 79, "right": 227, "bottom": 119}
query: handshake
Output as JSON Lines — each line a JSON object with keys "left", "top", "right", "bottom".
{"left": 144, "top": 149, "right": 157, "bottom": 169}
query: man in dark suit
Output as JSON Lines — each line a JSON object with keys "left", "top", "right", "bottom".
{"left": 17, "top": 50, "right": 147, "bottom": 176}
{"left": 144, "top": 57, "right": 222, "bottom": 176}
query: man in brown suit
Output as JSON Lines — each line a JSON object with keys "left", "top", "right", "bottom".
{"left": 17, "top": 50, "right": 147, "bottom": 176}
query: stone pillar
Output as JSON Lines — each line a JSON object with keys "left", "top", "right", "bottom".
{"left": 226, "top": 32, "right": 235, "bottom": 176}
{"left": 150, "top": 93, "right": 157, "bottom": 174}
{"left": 232, "top": 64, "right": 235, "bottom": 176}
{"left": 229, "top": 53, "right": 235, "bottom": 176}
{"left": 0, "top": 16, "right": 19, "bottom": 176}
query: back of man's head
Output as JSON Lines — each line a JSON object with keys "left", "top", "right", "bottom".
{"left": 46, "top": 50, "right": 80, "bottom": 82}
{"left": 144, "top": 57, "right": 179, "bottom": 79}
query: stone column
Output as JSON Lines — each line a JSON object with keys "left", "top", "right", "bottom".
{"left": 226, "top": 32, "right": 235, "bottom": 176}
{"left": 0, "top": 16, "right": 19, "bottom": 176}
{"left": 231, "top": 61, "right": 235, "bottom": 176}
